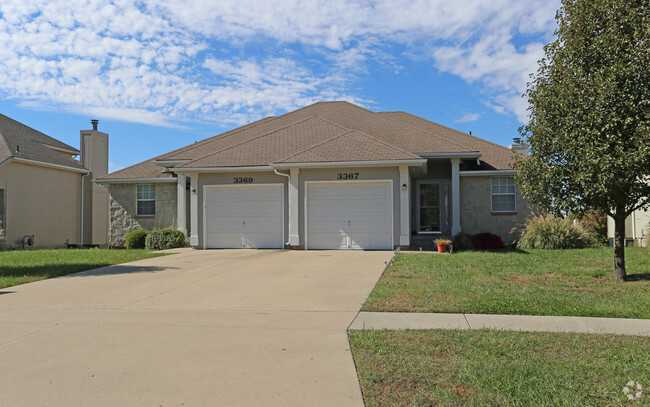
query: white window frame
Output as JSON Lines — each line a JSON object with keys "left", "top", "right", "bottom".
{"left": 491, "top": 177, "right": 517, "bottom": 213}
{"left": 136, "top": 184, "right": 156, "bottom": 216}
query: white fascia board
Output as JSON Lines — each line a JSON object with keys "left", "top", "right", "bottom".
{"left": 271, "top": 159, "right": 427, "bottom": 169}
{"left": 10, "top": 157, "right": 89, "bottom": 174}
{"left": 94, "top": 177, "right": 177, "bottom": 184}
{"left": 153, "top": 159, "right": 191, "bottom": 168}
{"left": 459, "top": 170, "right": 516, "bottom": 177}
{"left": 416, "top": 152, "right": 483, "bottom": 159}
{"left": 173, "top": 166, "right": 273, "bottom": 173}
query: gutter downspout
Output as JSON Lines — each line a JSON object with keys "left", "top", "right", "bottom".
{"left": 273, "top": 169, "right": 291, "bottom": 246}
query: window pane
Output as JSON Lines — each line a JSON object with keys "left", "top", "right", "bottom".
{"left": 420, "top": 184, "right": 439, "bottom": 207}
{"left": 419, "top": 207, "right": 440, "bottom": 231}
{"left": 492, "top": 195, "right": 515, "bottom": 212}
{"left": 137, "top": 184, "right": 155, "bottom": 200}
{"left": 137, "top": 200, "right": 155, "bottom": 216}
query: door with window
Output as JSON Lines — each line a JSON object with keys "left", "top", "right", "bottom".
{"left": 418, "top": 183, "right": 441, "bottom": 232}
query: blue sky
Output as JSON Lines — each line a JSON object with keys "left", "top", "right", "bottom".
{"left": 0, "top": 0, "right": 561, "bottom": 172}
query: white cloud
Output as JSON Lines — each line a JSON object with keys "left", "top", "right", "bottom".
{"left": 455, "top": 113, "right": 480, "bottom": 123}
{"left": 0, "top": 0, "right": 561, "bottom": 126}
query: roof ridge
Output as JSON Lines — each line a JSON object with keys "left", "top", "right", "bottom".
{"left": 372, "top": 110, "right": 476, "bottom": 152}
{"left": 380, "top": 111, "right": 511, "bottom": 152}
{"left": 277, "top": 128, "right": 420, "bottom": 163}
{"left": 178, "top": 115, "right": 322, "bottom": 168}
{"left": 0, "top": 113, "right": 78, "bottom": 152}
{"left": 160, "top": 101, "right": 331, "bottom": 162}
{"left": 276, "top": 129, "right": 355, "bottom": 163}
{"left": 157, "top": 115, "right": 275, "bottom": 160}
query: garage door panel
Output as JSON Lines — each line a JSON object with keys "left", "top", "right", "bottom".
{"left": 307, "top": 181, "right": 392, "bottom": 250}
{"left": 205, "top": 185, "right": 283, "bottom": 249}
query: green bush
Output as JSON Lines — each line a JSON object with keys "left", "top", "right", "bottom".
{"left": 518, "top": 214, "right": 588, "bottom": 250}
{"left": 453, "top": 232, "right": 474, "bottom": 251}
{"left": 125, "top": 229, "right": 148, "bottom": 249}
{"left": 576, "top": 210, "right": 608, "bottom": 246}
{"left": 145, "top": 228, "right": 186, "bottom": 250}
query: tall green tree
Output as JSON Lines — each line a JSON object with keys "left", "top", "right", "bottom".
{"left": 515, "top": 0, "right": 649, "bottom": 281}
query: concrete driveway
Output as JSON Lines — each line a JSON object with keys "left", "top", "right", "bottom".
{"left": 0, "top": 249, "right": 392, "bottom": 406}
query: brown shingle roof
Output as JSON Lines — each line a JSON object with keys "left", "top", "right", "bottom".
{"left": 378, "top": 111, "right": 517, "bottom": 170}
{"left": 99, "top": 101, "right": 516, "bottom": 180}
{"left": 0, "top": 113, "right": 85, "bottom": 170}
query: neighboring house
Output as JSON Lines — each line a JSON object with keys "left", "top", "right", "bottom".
{"left": 0, "top": 115, "right": 109, "bottom": 249}
{"left": 607, "top": 208, "right": 650, "bottom": 247}
{"left": 97, "top": 101, "right": 531, "bottom": 249}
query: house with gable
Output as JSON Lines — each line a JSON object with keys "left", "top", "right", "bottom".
{"left": 0, "top": 114, "right": 109, "bottom": 249}
{"left": 97, "top": 101, "right": 531, "bottom": 249}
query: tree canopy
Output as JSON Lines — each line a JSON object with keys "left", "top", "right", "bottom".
{"left": 515, "top": 0, "right": 650, "bottom": 281}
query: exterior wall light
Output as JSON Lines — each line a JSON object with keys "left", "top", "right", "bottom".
{"left": 402, "top": 184, "right": 407, "bottom": 191}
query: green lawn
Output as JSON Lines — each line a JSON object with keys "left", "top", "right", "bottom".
{"left": 349, "top": 329, "right": 649, "bottom": 407}
{"left": 363, "top": 247, "right": 650, "bottom": 319}
{"left": 0, "top": 249, "right": 168, "bottom": 288}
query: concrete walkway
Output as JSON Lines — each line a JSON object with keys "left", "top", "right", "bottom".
{"left": 0, "top": 249, "right": 393, "bottom": 407}
{"left": 350, "top": 312, "right": 650, "bottom": 336}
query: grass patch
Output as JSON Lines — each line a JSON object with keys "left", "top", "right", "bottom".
{"left": 349, "top": 329, "right": 650, "bottom": 407}
{"left": 0, "top": 249, "right": 168, "bottom": 288}
{"left": 363, "top": 247, "right": 650, "bottom": 318}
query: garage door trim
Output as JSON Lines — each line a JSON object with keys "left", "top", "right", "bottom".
{"left": 304, "top": 179, "right": 394, "bottom": 250}
{"left": 203, "top": 183, "right": 285, "bottom": 249}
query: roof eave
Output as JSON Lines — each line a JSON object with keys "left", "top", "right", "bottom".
{"left": 271, "top": 159, "right": 427, "bottom": 169}
{"left": 94, "top": 177, "right": 177, "bottom": 184}
{"left": 459, "top": 170, "right": 516, "bottom": 176}
{"left": 416, "top": 152, "right": 483, "bottom": 159}
{"left": 8, "top": 157, "right": 88, "bottom": 174}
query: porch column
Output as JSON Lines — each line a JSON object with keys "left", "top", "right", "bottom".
{"left": 176, "top": 174, "right": 187, "bottom": 237}
{"left": 451, "top": 158, "right": 461, "bottom": 236}
{"left": 288, "top": 168, "right": 300, "bottom": 246}
{"left": 399, "top": 165, "right": 410, "bottom": 246}
{"left": 190, "top": 173, "right": 199, "bottom": 247}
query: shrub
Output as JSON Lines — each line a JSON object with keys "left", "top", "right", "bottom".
{"left": 473, "top": 232, "right": 505, "bottom": 250}
{"left": 145, "top": 228, "right": 186, "bottom": 250}
{"left": 453, "top": 232, "right": 475, "bottom": 251}
{"left": 125, "top": 229, "right": 148, "bottom": 249}
{"left": 518, "top": 214, "right": 588, "bottom": 250}
{"left": 576, "top": 210, "right": 608, "bottom": 246}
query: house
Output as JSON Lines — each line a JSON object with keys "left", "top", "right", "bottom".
{"left": 0, "top": 115, "right": 109, "bottom": 249}
{"left": 96, "top": 101, "right": 531, "bottom": 249}
{"left": 607, "top": 209, "right": 650, "bottom": 247}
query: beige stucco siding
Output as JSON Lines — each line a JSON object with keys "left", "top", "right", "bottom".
{"left": 459, "top": 175, "right": 531, "bottom": 243}
{"left": 0, "top": 161, "right": 82, "bottom": 248}
{"left": 109, "top": 182, "right": 177, "bottom": 246}
{"left": 607, "top": 207, "right": 650, "bottom": 246}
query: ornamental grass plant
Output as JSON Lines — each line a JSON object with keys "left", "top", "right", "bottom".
{"left": 518, "top": 214, "right": 587, "bottom": 250}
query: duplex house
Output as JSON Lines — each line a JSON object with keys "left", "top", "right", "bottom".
{"left": 0, "top": 115, "right": 108, "bottom": 249}
{"left": 97, "top": 101, "right": 530, "bottom": 249}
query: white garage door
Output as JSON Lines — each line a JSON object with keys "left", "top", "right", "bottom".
{"left": 306, "top": 181, "right": 393, "bottom": 250}
{"left": 204, "top": 184, "right": 284, "bottom": 249}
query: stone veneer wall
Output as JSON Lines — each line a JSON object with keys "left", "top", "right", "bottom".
{"left": 459, "top": 176, "right": 531, "bottom": 243}
{"left": 109, "top": 183, "right": 177, "bottom": 247}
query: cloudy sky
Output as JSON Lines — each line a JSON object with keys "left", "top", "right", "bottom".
{"left": 0, "top": 0, "right": 560, "bottom": 171}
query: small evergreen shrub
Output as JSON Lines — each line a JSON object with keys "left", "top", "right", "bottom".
{"left": 473, "top": 232, "right": 505, "bottom": 250}
{"left": 125, "top": 229, "right": 148, "bottom": 249}
{"left": 453, "top": 232, "right": 475, "bottom": 251}
{"left": 518, "top": 214, "right": 587, "bottom": 249}
{"left": 145, "top": 228, "right": 186, "bottom": 250}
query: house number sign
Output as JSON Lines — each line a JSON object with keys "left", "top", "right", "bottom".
{"left": 233, "top": 177, "right": 254, "bottom": 183}
{"left": 337, "top": 173, "right": 359, "bottom": 180}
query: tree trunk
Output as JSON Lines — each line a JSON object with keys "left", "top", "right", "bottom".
{"left": 614, "top": 213, "right": 626, "bottom": 282}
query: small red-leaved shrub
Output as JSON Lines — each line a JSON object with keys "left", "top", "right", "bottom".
{"left": 472, "top": 232, "right": 505, "bottom": 250}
